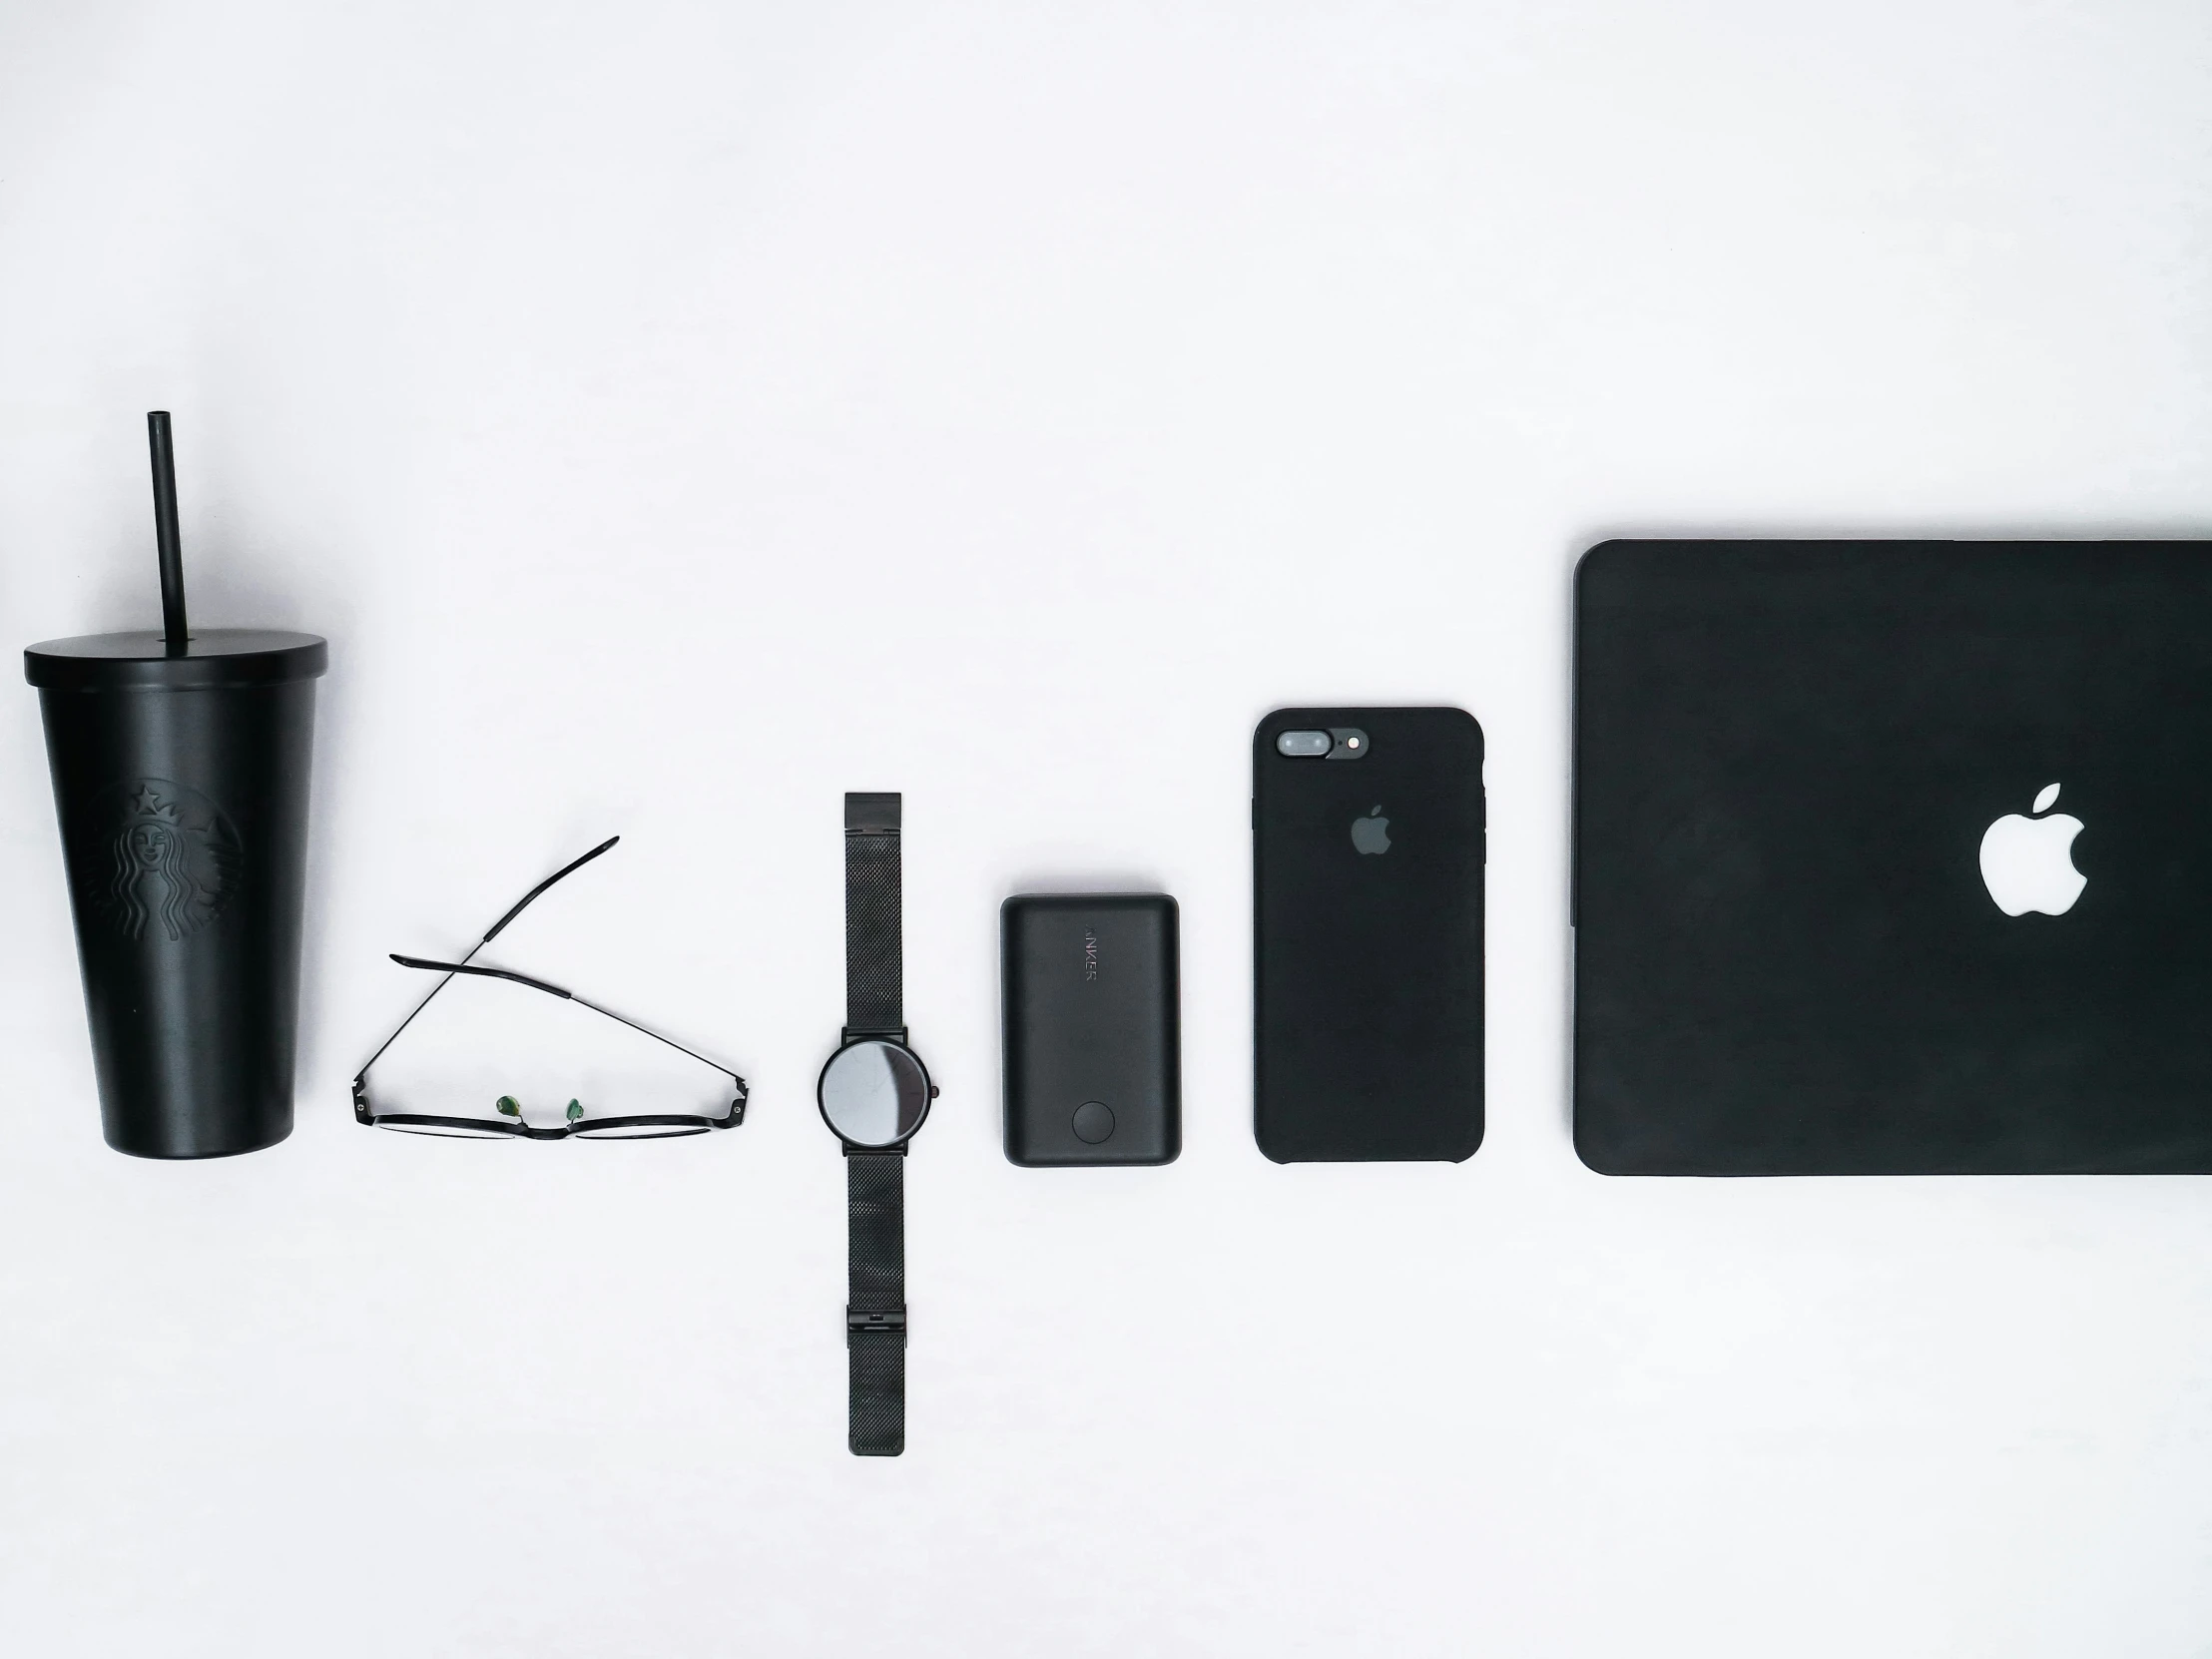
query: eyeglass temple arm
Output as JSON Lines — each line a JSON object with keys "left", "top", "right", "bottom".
{"left": 351, "top": 836, "right": 624, "bottom": 1110}
{"left": 481, "top": 835, "right": 620, "bottom": 942}
{"left": 383, "top": 954, "right": 747, "bottom": 1089}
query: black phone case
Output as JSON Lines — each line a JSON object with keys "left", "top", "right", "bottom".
{"left": 1254, "top": 707, "right": 1484, "bottom": 1162}
{"left": 1001, "top": 894, "right": 1180, "bottom": 1167}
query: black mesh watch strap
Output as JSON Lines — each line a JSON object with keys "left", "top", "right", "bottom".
{"left": 844, "top": 793, "right": 902, "bottom": 1037}
{"left": 845, "top": 1147, "right": 906, "bottom": 1456}
{"left": 840, "top": 791, "right": 909, "bottom": 1456}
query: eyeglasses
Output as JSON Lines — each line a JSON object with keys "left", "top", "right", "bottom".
{"left": 351, "top": 836, "right": 748, "bottom": 1140}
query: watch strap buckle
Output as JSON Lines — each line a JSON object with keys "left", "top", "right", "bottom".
{"left": 844, "top": 793, "right": 901, "bottom": 833}
{"left": 847, "top": 1305, "right": 907, "bottom": 1344}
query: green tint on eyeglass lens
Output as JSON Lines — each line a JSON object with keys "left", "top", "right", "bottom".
{"left": 493, "top": 1096, "right": 588, "bottom": 1122}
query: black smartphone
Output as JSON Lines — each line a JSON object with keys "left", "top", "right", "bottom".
{"left": 1253, "top": 707, "right": 1484, "bottom": 1162}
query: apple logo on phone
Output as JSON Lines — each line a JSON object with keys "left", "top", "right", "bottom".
{"left": 1351, "top": 806, "right": 1391, "bottom": 855}
{"left": 1978, "top": 783, "right": 2086, "bottom": 916}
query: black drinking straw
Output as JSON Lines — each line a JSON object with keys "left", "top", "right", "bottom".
{"left": 147, "top": 410, "right": 188, "bottom": 656}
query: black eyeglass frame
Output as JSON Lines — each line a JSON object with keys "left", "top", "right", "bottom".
{"left": 351, "top": 836, "right": 748, "bottom": 1141}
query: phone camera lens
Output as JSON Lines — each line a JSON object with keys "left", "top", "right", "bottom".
{"left": 1277, "top": 731, "right": 1332, "bottom": 758}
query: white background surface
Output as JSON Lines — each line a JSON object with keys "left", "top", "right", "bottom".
{"left": 4, "top": 3, "right": 2212, "bottom": 1654}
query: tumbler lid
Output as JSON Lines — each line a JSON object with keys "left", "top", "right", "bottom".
{"left": 25, "top": 630, "right": 327, "bottom": 691}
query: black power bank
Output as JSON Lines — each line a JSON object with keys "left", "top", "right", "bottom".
{"left": 1001, "top": 894, "right": 1180, "bottom": 1166}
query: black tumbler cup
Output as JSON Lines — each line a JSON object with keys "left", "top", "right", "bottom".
{"left": 26, "top": 630, "right": 327, "bottom": 1158}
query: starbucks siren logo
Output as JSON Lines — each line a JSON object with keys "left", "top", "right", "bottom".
{"left": 80, "top": 780, "right": 243, "bottom": 942}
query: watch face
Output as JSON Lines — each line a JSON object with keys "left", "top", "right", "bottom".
{"left": 819, "top": 1039, "right": 931, "bottom": 1147}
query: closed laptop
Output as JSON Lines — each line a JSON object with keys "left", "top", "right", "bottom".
{"left": 1574, "top": 539, "right": 2212, "bottom": 1175}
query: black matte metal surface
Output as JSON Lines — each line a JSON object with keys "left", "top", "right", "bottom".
{"left": 1574, "top": 540, "right": 2212, "bottom": 1175}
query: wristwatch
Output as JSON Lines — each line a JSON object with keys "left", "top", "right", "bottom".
{"left": 819, "top": 792, "right": 936, "bottom": 1456}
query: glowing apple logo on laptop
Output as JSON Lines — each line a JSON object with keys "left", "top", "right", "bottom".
{"left": 1977, "top": 783, "right": 2086, "bottom": 916}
